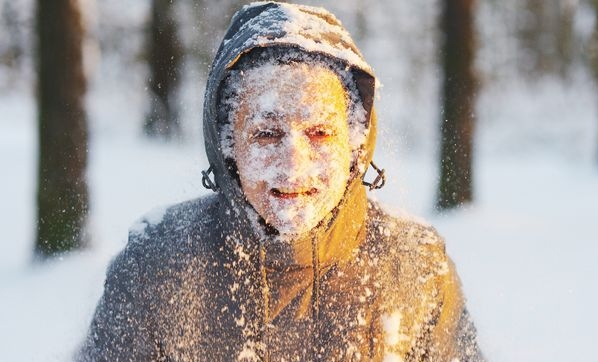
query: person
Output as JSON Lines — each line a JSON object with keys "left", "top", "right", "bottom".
{"left": 77, "top": 2, "right": 484, "bottom": 361}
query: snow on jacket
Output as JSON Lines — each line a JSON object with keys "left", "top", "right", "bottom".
{"left": 77, "top": 2, "right": 484, "bottom": 361}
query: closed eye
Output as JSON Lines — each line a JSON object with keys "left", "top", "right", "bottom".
{"left": 251, "top": 128, "right": 283, "bottom": 144}
{"left": 305, "top": 125, "right": 335, "bottom": 141}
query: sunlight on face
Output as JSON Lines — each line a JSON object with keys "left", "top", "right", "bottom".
{"left": 232, "top": 63, "right": 351, "bottom": 236}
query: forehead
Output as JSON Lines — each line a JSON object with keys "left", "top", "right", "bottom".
{"left": 235, "top": 62, "right": 347, "bottom": 118}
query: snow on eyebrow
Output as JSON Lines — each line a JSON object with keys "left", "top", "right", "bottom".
{"left": 239, "top": 63, "right": 345, "bottom": 124}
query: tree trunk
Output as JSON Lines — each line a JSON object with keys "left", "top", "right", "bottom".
{"left": 35, "top": 0, "right": 89, "bottom": 257}
{"left": 436, "top": 0, "right": 477, "bottom": 210}
{"left": 556, "top": 1, "right": 575, "bottom": 77}
{"left": 590, "top": 0, "right": 598, "bottom": 164}
{"left": 144, "top": 0, "right": 183, "bottom": 138}
{"left": 1, "top": 2, "right": 24, "bottom": 70}
{"left": 515, "top": 0, "right": 576, "bottom": 78}
{"left": 354, "top": 0, "right": 368, "bottom": 42}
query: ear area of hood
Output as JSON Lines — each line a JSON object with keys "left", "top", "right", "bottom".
{"left": 361, "top": 108, "right": 378, "bottom": 172}
{"left": 352, "top": 68, "right": 376, "bottom": 128}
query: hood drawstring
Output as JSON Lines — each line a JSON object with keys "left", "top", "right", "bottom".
{"left": 259, "top": 241, "right": 270, "bottom": 362}
{"left": 257, "top": 234, "right": 322, "bottom": 361}
{"left": 201, "top": 165, "right": 218, "bottom": 191}
{"left": 362, "top": 161, "right": 386, "bottom": 191}
{"left": 311, "top": 234, "right": 321, "bottom": 361}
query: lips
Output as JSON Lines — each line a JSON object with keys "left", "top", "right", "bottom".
{"left": 270, "top": 187, "right": 318, "bottom": 199}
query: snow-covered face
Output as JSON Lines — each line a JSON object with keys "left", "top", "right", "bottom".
{"left": 232, "top": 63, "right": 351, "bottom": 236}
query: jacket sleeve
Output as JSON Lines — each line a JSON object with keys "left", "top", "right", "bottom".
{"left": 431, "top": 258, "right": 485, "bottom": 362}
{"left": 75, "top": 246, "right": 155, "bottom": 361}
{"left": 453, "top": 308, "right": 485, "bottom": 362}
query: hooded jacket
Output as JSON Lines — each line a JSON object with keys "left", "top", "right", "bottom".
{"left": 78, "top": 2, "right": 484, "bottom": 361}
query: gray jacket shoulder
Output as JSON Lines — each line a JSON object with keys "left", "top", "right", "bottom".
{"left": 76, "top": 195, "right": 222, "bottom": 361}
{"left": 369, "top": 202, "right": 484, "bottom": 362}
{"left": 129, "top": 194, "right": 220, "bottom": 241}
{"left": 367, "top": 199, "right": 447, "bottom": 252}
{"left": 124, "top": 194, "right": 222, "bottom": 261}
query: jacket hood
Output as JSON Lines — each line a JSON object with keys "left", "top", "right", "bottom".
{"left": 202, "top": 1, "right": 379, "bottom": 291}
{"left": 204, "top": 1, "right": 377, "bottom": 196}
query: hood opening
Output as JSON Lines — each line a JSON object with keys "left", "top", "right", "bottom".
{"left": 214, "top": 46, "right": 372, "bottom": 238}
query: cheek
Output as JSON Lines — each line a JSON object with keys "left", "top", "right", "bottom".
{"left": 240, "top": 178, "right": 267, "bottom": 203}
{"left": 237, "top": 143, "right": 278, "bottom": 183}
{"left": 314, "top": 144, "right": 350, "bottom": 182}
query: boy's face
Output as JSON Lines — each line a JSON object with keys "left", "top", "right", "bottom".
{"left": 232, "top": 63, "right": 351, "bottom": 236}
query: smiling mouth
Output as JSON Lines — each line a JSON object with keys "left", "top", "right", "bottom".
{"left": 270, "top": 187, "right": 318, "bottom": 199}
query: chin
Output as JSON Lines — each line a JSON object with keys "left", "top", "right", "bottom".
{"left": 271, "top": 220, "right": 315, "bottom": 238}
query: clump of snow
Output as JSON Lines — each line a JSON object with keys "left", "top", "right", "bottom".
{"left": 382, "top": 352, "right": 404, "bottom": 362}
{"left": 128, "top": 204, "right": 168, "bottom": 236}
{"left": 381, "top": 311, "right": 403, "bottom": 346}
{"left": 143, "top": 204, "right": 169, "bottom": 225}
{"left": 237, "top": 339, "right": 261, "bottom": 361}
{"left": 128, "top": 220, "right": 148, "bottom": 236}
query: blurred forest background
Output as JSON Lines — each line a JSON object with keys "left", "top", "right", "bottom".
{"left": 2, "top": 0, "right": 596, "bottom": 256}
{"left": 1, "top": 0, "right": 597, "bottom": 361}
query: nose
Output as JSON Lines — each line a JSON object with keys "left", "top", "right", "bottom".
{"left": 279, "top": 131, "right": 312, "bottom": 178}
